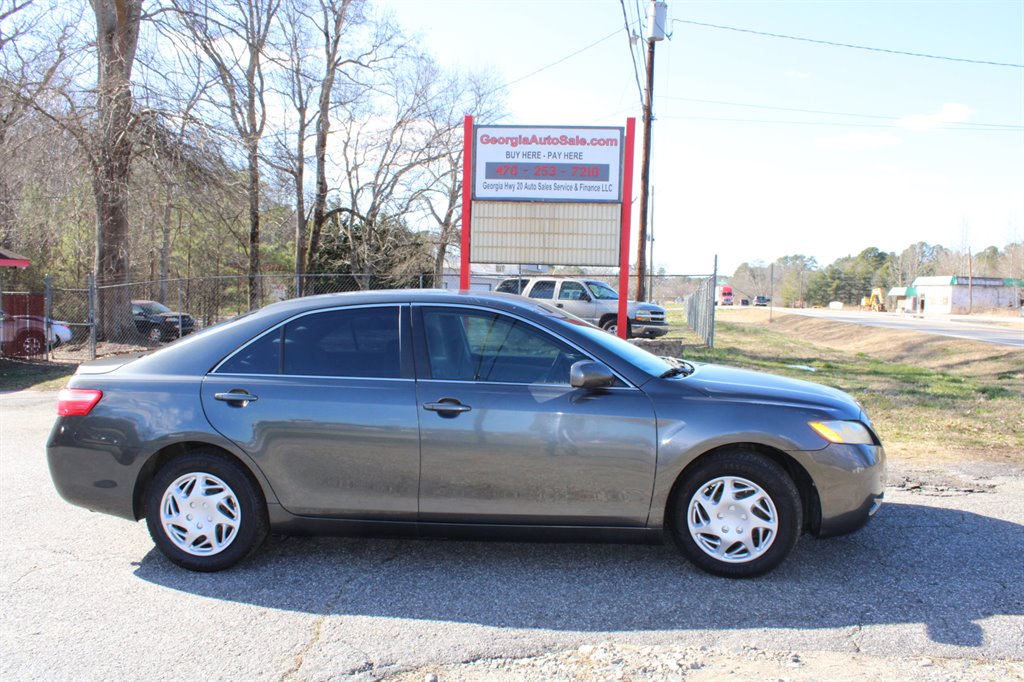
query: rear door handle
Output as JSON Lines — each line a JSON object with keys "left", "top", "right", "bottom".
{"left": 215, "top": 391, "right": 259, "bottom": 405}
{"left": 423, "top": 399, "right": 472, "bottom": 414}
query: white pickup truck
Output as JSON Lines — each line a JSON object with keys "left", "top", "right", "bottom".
{"left": 496, "top": 277, "right": 669, "bottom": 338}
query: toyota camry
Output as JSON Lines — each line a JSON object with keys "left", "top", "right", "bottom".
{"left": 47, "top": 290, "right": 885, "bottom": 577}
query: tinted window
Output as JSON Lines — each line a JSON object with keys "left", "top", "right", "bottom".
{"left": 218, "top": 327, "right": 282, "bottom": 374}
{"left": 218, "top": 306, "right": 400, "bottom": 378}
{"left": 496, "top": 279, "right": 529, "bottom": 294}
{"left": 283, "top": 307, "right": 400, "bottom": 377}
{"left": 559, "top": 281, "right": 588, "bottom": 301}
{"left": 422, "top": 308, "right": 587, "bottom": 384}
{"left": 528, "top": 281, "right": 555, "bottom": 300}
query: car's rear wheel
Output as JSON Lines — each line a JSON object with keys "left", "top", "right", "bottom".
{"left": 146, "top": 325, "right": 162, "bottom": 343}
{"left": 145, "top": 450, "right": 268, "bottom": 572}
{"left": 669, "top": 449, "right": 801, "bottom": 577}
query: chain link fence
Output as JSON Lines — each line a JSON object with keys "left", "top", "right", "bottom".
{"left": 685, "top": 274, "right": 717, "bottom": 347}
{"left": 3, "top": 269, "right": 716, "bottom": 363}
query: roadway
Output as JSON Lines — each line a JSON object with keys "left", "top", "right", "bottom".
{"left": 783, "top": 308, "right": 1024, "bottom": 348}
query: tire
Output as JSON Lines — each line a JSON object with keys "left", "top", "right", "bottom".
{"left": 145, "top": 450, "right": 268, "bottom": 572}
{"left": 146, "top": 325, "right": 163, "bottom": 343}
{"left": 601, "top": 317, "right": 632, "bottom": 339}
{"left": 669, "top": 449, "right": 802, "bottom": 578}
{"left": 15, "top": 330, "right": 45, "bottom": 356}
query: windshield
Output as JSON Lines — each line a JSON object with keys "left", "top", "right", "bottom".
{"left": 585, "top": 281, "right": 619, "bottom": 300}
{"left": 138, "top": 301, "right": 172, "bottom": 315}
{"left": 565, "top": 323, "right": 673, "bottom": 378}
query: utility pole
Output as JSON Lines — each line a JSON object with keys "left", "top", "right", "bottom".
{"left": 648, "top": 185, "right": 655, "bottom": 300}
{"left": 635, "top": 1, "right": 667, "bottom": 302}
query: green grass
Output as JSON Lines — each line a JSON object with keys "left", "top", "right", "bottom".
{"left": 0, "top": 360, "right": 76, "bottom": 392}
{"left": 675, "top": 315, "right": 1024, "bottom": 464}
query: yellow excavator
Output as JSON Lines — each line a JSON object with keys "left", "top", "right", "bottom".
{"left": 860, "top": 288, "right": 887, "bottom": 312}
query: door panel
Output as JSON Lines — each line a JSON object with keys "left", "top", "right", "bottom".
{"left": 416, "top": 382, "right": 657, "bottom": 525}
{"left": 202, "top": 375, "right": 420, "bottom": 518}
{"left": 414, "top": 305, "right": 658, "bottom": 525}
{"left": 201, "top": 304, "right": 419, "bottom": 518}
{"left": 556, "top": 281, "right": 597, "bottom": 322}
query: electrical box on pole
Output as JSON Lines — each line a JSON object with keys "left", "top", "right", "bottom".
{"left": 647, "top": 1, "right": 667, "bottom": 41}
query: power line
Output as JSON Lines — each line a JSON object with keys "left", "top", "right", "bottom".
{"left": 656, "top": 114, "right": 1024, "bottom": 130}
{"left": 672, "top": 18, "right": 1024, "bottom": 69}
{"left": 657, "top": 95, "right": 1024, "bottom": 129}
{"left": 619, "top": 0, "right": 645, "bottom": 106}
{"left": 500, "top": 27, "right": 623, "bottom": 91}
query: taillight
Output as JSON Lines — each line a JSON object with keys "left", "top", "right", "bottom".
{"left": 57, "top": 388, "right": 103, "bottom": 416}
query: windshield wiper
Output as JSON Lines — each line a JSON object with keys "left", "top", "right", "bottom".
{"left": 659, "top": 362, "right": 694, "bottom": 379}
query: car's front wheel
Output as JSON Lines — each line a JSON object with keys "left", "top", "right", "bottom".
{"left": 601, "top": 317, "right": 631, "bottom": 338}
{"left": 670, "top": 449, "right": 801, "bottom": 577}
{"left": 145, "top": 450, "right": 268, "bottom": 571}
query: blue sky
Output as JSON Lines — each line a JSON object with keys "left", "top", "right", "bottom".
{"left": 379, "top": 0, "right": 1024, "bottom": 275}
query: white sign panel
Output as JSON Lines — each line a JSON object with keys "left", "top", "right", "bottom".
{"left": 473, "top": 125, "right": 623, "bottom": 202}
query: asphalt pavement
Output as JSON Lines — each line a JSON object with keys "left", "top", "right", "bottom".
{"left": 785, "top": 308, "right": 1024, "bottom": 347}
{"left": 2, "top": 390, "right": 1023, "bottom": 680}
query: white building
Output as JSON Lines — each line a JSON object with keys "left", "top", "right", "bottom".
{"left": 908, "top": 276, "right": 1023, "bottom": 315}
{"left": 440, "top": 260, "right": 550, "bottom": 291}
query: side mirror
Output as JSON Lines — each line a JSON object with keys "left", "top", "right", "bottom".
{"left": 570, "top": 360, "right": 616, "bottom": 389}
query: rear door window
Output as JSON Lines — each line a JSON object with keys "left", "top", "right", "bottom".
{"left": 218, "top": 306, "right": 401, "bottom": 378}
{"left": 528, "top": 280, "right": 555, "bottom": 300}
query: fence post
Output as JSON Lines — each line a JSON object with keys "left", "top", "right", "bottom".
{"left": 88, "top": 272, "right": 97, "bottom": 360}
{"left": 177, "top": 281, "right": 184, "bottom": 338}
{"left": 708, "top": 256, "right": 717, "bottom": 349}
{"left": 44, "top": 275, "right": 53, "bottom": 362}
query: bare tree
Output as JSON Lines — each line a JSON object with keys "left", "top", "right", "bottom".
{"left": 169, "top": 0, "right": 282, "bottom": 309}
{"left": 0, "top": 0, "right": 72, "bottom": 246}
{"left": 303, "top": 0, "right": 394, "bottom": 278}
{"left": 88, "top": 0, "right": 143, "bottom": 337}
{"left": 418, "top": 71, "right": 502, "bottom": 281}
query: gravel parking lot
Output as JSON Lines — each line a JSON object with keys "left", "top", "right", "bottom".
{"left": 2, "top": 389, "right": 1022, "bottom": 680}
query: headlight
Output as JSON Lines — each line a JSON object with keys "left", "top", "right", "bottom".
{"left": 635, "top": 312, "right": 651, "bottom": 321}
{"left": 808, "top": 420, "right": 875, "bottom": 445}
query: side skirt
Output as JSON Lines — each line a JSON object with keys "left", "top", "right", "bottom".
{"left": 267, "top": 505, "right": 665, "bottom": 545}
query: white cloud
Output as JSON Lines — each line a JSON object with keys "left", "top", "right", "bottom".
{"left": 815, "top": 132, "right": 904, "bottom": 151}
{"left": 897, "top": 102, "right": 975, "bottom": 132}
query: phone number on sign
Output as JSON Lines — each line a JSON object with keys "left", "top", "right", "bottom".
{"left": 483, "top": 162, "right": 610, "bottom": 182}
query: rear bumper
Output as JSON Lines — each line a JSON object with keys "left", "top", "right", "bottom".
{"left": 47, "top": 419, "right": 140, "bottom": 521}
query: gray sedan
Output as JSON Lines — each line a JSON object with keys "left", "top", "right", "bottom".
{"left": 47, "top": 290, "right": 885, "bottom": 577}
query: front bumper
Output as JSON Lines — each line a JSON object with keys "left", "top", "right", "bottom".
{"left": 802, "top": 442, "right": 886, "bottom": 537}
{"left": 632, "top": 322, "right": 669, "bottom": 338}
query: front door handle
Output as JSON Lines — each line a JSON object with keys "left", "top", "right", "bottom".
{"left": 423, "top": 399, "right": 472, "bottom": 415}
{"left": 215, "top": 391, "right": 259, "bottom": 406}
{"left": 555, "top": 303, "right": 564, "bottom": 308}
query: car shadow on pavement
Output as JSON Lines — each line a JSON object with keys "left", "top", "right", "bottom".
{"left": 134, "top": 501, "right": 1022, "bottom": 646}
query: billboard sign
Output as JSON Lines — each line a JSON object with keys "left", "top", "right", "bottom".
{"left": 473, "top": 125, "right": 623, "bottom": 202}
